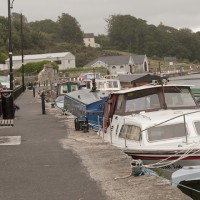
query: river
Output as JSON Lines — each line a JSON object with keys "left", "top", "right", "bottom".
{"left": 169, "top": 73, "right": 200, "bottom": 88}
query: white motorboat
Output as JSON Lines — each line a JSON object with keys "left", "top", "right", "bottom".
{"left": 98, "top": 81, "right": 200, "bottom": 184}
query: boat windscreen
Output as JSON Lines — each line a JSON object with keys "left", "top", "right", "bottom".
{"left": 163, "top": 87, "right": 196, "bottom": 107}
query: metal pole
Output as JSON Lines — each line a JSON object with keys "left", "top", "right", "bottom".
{"left": 41, "top": 92, "right": 46, "bottom": 114}
{"left": 20, "top": 13, "right": 25, "bottom": 92}
{"left": 124, "top": 119, "right": 127, "bottom": 148}
{"left": 109, "top": 118, "right": 112, "bottom": 144}
{"left": 8, "top": 0, "right": 13, "bottom": 90}
{"left": 183, "top": 114, "right": 188, "bottom": 144}
{"left": 98, "top": 115, "right": 100, "bottom": 136}
{"left": 33, "top": 87, "right": 35, "bottom": 97}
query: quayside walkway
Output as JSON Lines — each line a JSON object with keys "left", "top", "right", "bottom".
{"left": 0, "top": 88, "right": 191, "bottom": 200}
{"left": 0, "top": 89, "right": 107, "bottom": 200}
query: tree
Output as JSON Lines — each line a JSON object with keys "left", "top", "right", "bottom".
{"left": 106, "top": 15, "right": 149, "bottom": 53}
{"left": 29, "top": 19, "right": 60, "bottom": 41}
{"left": 0, "top": 16, "right": 8, "bottom": 51}
{"left": 57, "top": 13, "right": 83, "bottom": 44}
{"left": 0, "top": 51, "right": 8, "bottom": 64}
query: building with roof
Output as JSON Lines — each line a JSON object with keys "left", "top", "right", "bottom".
{"left": 83, "top": 33, "right": 100, "bottom": 48}
{"left": 83, "top": 55, "right": 149, "bottom": 74}
{"left": 5, "top": 52, "right": 76, "bottom": 70}
{"left": 118, "top": 74, "right": 164, "bottom": 88}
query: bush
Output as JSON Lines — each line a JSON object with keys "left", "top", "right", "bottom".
{"left": 16, "top": 60, "right": 59, "bottom": 74}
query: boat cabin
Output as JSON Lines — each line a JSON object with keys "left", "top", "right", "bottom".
{"left": 64, "top": 89, "right": 110, "bottom": 130}
{"left": 104, "top": 84, "right": 198, "bottom": 118}
{"left": 99, "top": 83, "right": 200, "bottom": 191}
{"left": 57, "top": 81, "right": 79, "bottom": 96}
{"left": 80, "top": 78, "right": 121, "bottom": 91}
{"left": 102, "top": 84, "right": 199, "bottom": 137}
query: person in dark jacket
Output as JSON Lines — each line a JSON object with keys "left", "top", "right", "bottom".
{"left": 13, "top": 102, "right": 20, "bottom": 117}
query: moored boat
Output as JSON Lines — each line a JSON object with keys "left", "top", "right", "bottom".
{"left": 98, "top": 81, "right": 200, "bottom": 188}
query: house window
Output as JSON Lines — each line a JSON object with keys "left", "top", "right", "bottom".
{"left": 112, "top": 66, "right": 116, "bottom": 69}
{"left": 120, "top": 66, "right": 124, "bottom": 68}
{"left": 144, "top": 62, "right": 147, "bottom": 71}
{"left": 55, "top": 60, "right": 61, "bottom": 64}
{"left": 68, "top": 60, "right": 70, "bottom": 64}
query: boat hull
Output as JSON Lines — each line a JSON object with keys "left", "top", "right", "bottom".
{"left": 124, "top": 150, "right": 200, "bottom": 179}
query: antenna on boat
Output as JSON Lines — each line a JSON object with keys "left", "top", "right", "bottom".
{"left": 91, "top": 68, "right": 97, "bottom": 92}
{"left": 159, "top": 62, "right": 167, "bottom": 109}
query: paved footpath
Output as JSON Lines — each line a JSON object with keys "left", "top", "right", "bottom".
{"left": 0, "top": 89, "right": 108, "bottom": 200}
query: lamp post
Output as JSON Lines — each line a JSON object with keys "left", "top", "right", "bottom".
{"left": 8, "top": 0, "right": 14, "bottom": 90}
{"left": 20, "top": 13, "right": 25, "bottom": 91}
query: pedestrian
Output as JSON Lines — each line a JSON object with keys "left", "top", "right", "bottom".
{"left": 13, "top": 102, "right": 20, "bottom": 118}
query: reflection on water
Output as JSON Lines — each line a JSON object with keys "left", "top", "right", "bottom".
{"left": 169, "top": 73, "right": 200, "bottom": 88}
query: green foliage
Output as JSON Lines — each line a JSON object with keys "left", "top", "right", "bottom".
{"left": 106, "top": 14, "right": 200, "bottom": 63}
{"left": 0, "top": 51, "right": 8, "bottom": 64}
{"left": 1, "top": 11, "right": 200, "bottom": 67}
{"left": 57, "top": 13, "right": 83, "bottom": 44}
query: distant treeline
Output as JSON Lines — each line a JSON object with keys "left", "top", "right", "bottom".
{"left": 0, "top": 13, "right": 200, "bottom": 67}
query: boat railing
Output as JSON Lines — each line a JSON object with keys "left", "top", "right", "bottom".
{"left": 141, "top": 110, "right": 200, "bottom": 132}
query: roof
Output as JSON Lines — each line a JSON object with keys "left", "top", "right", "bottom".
{"left": 113, "top": 84, "right": 193, "bottom": 94}
{"left": 84, "top": 55, "right": 132, "bottom": 67}
{"left": 6, "top": 52, "right": 72, "bottom": 62}
{"left": 118, "top": 74, "right": 162, "bottom": 83}
{"left": 84, "top": 54, "right": 147, "bottom": 67}
{"left": 65, "top": 89, "right": 110, "bottom": 105}
{"left": 132, "top": 55, "right": 146, "bottom": 64}
{"left": 118, "top": 74, "right": 149, "bottom": 83}
{"left": 83, "top": 33, "right": 94, "bottom": 38}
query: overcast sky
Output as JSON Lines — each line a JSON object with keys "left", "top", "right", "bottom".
{"left": 1, "top": 0, "right": 200, "bottom": 35}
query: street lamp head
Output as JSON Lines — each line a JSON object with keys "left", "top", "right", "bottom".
{"left": 10, "top": 0, "right": 15, "bottom": 9}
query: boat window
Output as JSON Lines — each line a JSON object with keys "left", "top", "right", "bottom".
{"left": 147, "top": 123, "right": 187, "bottom": 141}
{"left": 71, "top": 85, "right": 78, "bottom": 92}
{"left": 115, "top": 95, "right": 124, "bottom": 112}
{"left": 119, "top": 125, "right": 141, "bottom": 141}
{"left": 125, "top": 94, "right": 160, "bottom": 112}
{"left": 97, "top": 81, "right": 104, "bottom": 89}
{"left": 164, "top": 87, "right": 196, "bottom": 107}
{"left": 106, "top": 81, "right": 113, "bottom": 89}
{"left": 62, "top": 85, "right": 68, "bottom": 93}
{"left": 113, "top": 81, "right": 119, "bottom": 88}
{"left": 194, "top": 121, "right": 200, "bottom": 135}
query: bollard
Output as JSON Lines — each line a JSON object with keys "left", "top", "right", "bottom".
{"left": 41, "top": 92, "right": 46, "bottom": 114}
{"left": 51, "top": 102, "right": 55, "bottom": 108}
{"left": 33, "top": 87, "right": 35, "bottom": 97}
{"left": 1, "top": 90, "right": 14, "bottom": 119}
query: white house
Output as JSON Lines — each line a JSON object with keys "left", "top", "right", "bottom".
{"left": 84, "top": 55, "right": 149, "bottom": 74}
{"left": 83, "top": 33, "right": 100, "bottom": 48}
{"left": 83, "top": 33, "right": 95, "bottom": 48}
{"left": 5, "top": 52, "right": 76, "bottom": 70}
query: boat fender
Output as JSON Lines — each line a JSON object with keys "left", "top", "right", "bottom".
{"left": 131, "top": 160, "right": 159, "bottom": 177}
{"left": 131, "top": 159, "right": 145, "bottom": 176}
